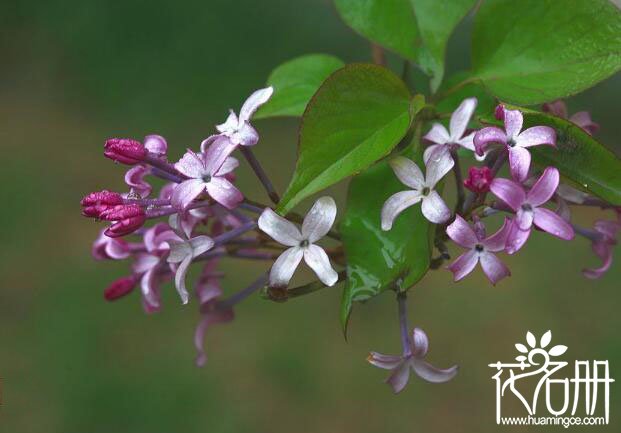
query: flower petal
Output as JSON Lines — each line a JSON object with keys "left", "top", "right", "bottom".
{"left": 144, "top": 134, "right": 167, "bottom": 155}
{"left": 527, "top": 167, "right": 559, "bottom": 206}
{"left": 389, "top": 156, "right": 425, "bottom": 190}
{"left": 446, "top": 215, "right": 478, "bottom": 249}
{"left": 515, "top": 343, "right": 528, "bottom": 353}
{"left": 526, "top": 331, "right": 536, "bottom": 348}
{"left": 508, "top": 146, "right": 531, "bottom": 182}
{"left": 380, "top": 190, "right": 422, "bottom": 231}
{"left": 421, "top": 191, "right": 451, "bottom": 224}
{"left": 423, "top": 144, "right": 449, "bottom": 166}
{"left": 548, "top": 345, "right": 567, "bottom": 356}
{"left": 505, "top": 223, "right": 531, "bottom": 255}
{"left": 556, "top": 184, "right": 588, "bottom": 204}
{"left": 174, "top": 255, "right": 193, "bottom": 304}
{"left": 216, "top": 110, "right": 238, "bottom": 134}
{"left": 175, "top": 150, "right": 206, "bottom": 178}
{"left": 482, "top": 218, "right": 512, "bottom": 252}
{"left": 194, "top": 307, "right": 234, "bottom": 367}
{"left": 140, "top": 267, "right": 160, "bottom": 309}
{"left": 269, "top": 247, "right": 304, "bottom": 288}
{"left": 206, "top": 177, "right": 243, "bottom": 209}
{"left": 203, "top": 136, "right": 238, "bottom": 175}
{"left": 304, "top": 244, "right": 339, "bottom": 286}
{"left": 533, "top": 208, "right": 575, "bottom": 240}
{"left": 367, "top": 352, "right": 404, "bottom": 370}
{"left": 239, "top": 86, "right": 274, "bottom": 122}
{"left": 258, "top": 208, "right": 302, "bottom": 246}
{"left": 583, "top": 242, "right": 613, "bottom": 279}
{"left": 301, "top": 196, "right": 337, "bottom": 243}
{"left": 570, "top": 112, "right": 599, "bottom": 135}
{"left": 516, "top": 126, "right": 556, "bottom": 148}
{"left": 456, "top": 132, "right": 476, "bottom": 152}
{"left": 479, "top": 252, "right": 511, "bottom": 285}
{"left": 190, "top": 235, "right": 215, "bottom": 257}
{"left": 125, "top": 166, "right": 152, "bottom": 198}
{"left": 504, "top": 108, "right": 523, "bottom": 139}
{"left": 474, "top": 127, "right": 507, "bottom": 156}
{"left": 411, "top": 328, "right": 429, "bottom": 358}
{"left": 425, "top": 152, "right": 454, "bottom": 187}
{"left": 447, "top": 250, "right": 479, "bottom": 282}
{"left": 449, "top": 97, "right": 477, "bottom": 140}
{"left": 540, "top": 330, "right": 552, "bottom": 348}
{"left": 423, "top": 123, "right": 450, "bottom": 145}
{"left": 490, "top": 178, "right": 525, "bottom": 211}
{"left": 234, "top": 122, "right": 260, "bottom": 147}
{"left": 385, "top": 361, "right": 411, "bottom": 393}
{"left": 171, "top": 179, "right": 206, "bottom": 210}
{"left": 516, "top": 208, "right": 534, "bottom": 231}
{"left": 412, "top": 359, "right": 459, "bottom": 383}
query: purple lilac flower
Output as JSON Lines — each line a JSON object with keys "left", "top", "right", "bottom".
{"left": 463, "top": 166, "right": 493, "bottom": 193}
{"left": 166, "top": 235, "right": 215, "bottom": 304}
{"left": 124, "top": 166, "right": 152, "bottom": 198}
{"left": 583, "top": 214, "right": 620, "bottom": 279}
{"left": 381, "top": 155, "right": 452, "bottom": 229}
{"left": 423, "top": 97, "right": 478, "bottom": 164}
{"left": 368, "top": 328, "right": 458, "bottom": 393}
{"left": 490, "top": 167, "right": 574, "bottom": 254}
{"left": 172, "top": 146, "right": 242, "bottom": 211}
{"left": 542, "top": 100, "right": 599, "bottom": 136}
{"left": 474, "top": 106, "right": 556, "bottom": 182}
{"left": 258, "top": 197, "right": 338, "bottom": 288}
{"left": 104, "top": 276, "right": 138, "bottom": 301}
{"left": 92, "top": 229, "right": 131, "bottom": 260}
{"left": 143, "top": 134, "right": 168, "bottom": 156}
{"left": 446, "top": 215, "right": 512, "bottom": 285}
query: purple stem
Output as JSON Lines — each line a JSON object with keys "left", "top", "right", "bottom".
{"left": 123, "top": 198, "right": 170, "bottom": 206}
{"left": 397, "top": 292, "right": 411, "bottom": 357}
{"left": 143, "top": 153, "right": 187, "bottom": 182}
{"left": 240, "top": 147, "right": 280, "bottom": 204}
{"left": 213, "top": 221, "right": 257, "bottom": 246}
{"left": 149, "top": 167, "right": 185, "bottom": 183}
{"left": 145, "top": 201, "right": 211, "bottom": 218}
{"left": 215, "top": 272, "right": 269, "bottom": 311}
{"left": 572, "top": 224, "right": 604, "bottom": 243}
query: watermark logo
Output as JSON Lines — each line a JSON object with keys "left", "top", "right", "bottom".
{"left": 489, "top": 331, "right": 614, "bottom": 428}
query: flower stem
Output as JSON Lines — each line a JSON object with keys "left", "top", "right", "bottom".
{"left": 450, "top": 150, "right": 465, "bottom": 215}
{"left": 240, "top": 147, "right": 280, "bottom": 204}
{"left": 215, "top": 272, "right": 269, "bottom": 311}
{"left": 397, "top": 292, "right": 411, "bottom": 357}
{"left": 143, "top": 154, "right": 186, "bottom": 182}
{"left": 371, "top": 43, "right": 386, "bottom": 66}
{"left": 213, "top": 221, "right": 257, "bottom": 246}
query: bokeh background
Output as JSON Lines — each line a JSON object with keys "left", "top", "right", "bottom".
{"left": 1, "top": 1, "right": 620, "bottom": 432}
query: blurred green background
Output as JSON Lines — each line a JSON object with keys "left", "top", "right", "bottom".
{"left": 1, "top": 1, "right": 620, "bottom": 432}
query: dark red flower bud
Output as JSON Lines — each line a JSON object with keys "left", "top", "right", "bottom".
{"left": 104, "top": 138, "right": 147, "bottom": 165}
{"left": 494, "top": 104, "right": 505, "bottom": 121}
{"left": 464, "top": 166, "right": 493, "bottom": 193}
{"left": 81, "top": 190, "right": 124, "bottom": 217}
{"left": 104, "top": 276, "right": 137, "bottom": 301}
{"left": 100, "top": 204, "right": 146, "bottom": 237}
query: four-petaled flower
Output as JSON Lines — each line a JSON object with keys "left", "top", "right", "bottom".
{"left": 583, "top": 214, "right": 620, "bottom": 279}
{"left": 368, "top": 328, "right": 458, "bottom": 393}
{"left": 490, "top": 167, "right": 574, "bottom": 254}
{"left": 446, "top": 215, "right": 512, "bottom": 285}
{"left": 542, "top": 100, "right": 599, "bottom": 136}
{"left": 423, "top": 97, "right": 478, "bottom": 164}
{"left": 172, "top": 147, "right": 242, "bottom": 210}
{"left": 215, "top": 86, "right": 273, "bottom": 147}
{"left": 474, "top": 106, "right": 556, "bottom": 182}
{"left": 381, "top": 155, "right": 452, "bottom": 229}
{"left": 167, "top": 235, "right": 215, "bottom": 304}
{"left": 258, "top": 196, "right": 338, "bottom": 288}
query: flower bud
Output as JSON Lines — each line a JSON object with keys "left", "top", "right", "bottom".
{"left": 101, "top": 204, "right": 146, "bottom": 237}
{"left": 81, "top": 190, "right": 124, "bottom": 217}
{"left": 464, "top": 166, "right": 493, "bottom": 193}
{"left": 494, "top": 104, "right": 505, "bottom": 121}
{"left": 104, "top": 138, "right": 147, "bottom": 164}
{"left": 104, "top": 276, "right": 137, "bottom": 301}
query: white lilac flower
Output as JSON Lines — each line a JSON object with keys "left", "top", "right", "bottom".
{"left": 258, "top": 197, "right": 338, "bottom": 288}
{"left": 166, "top": 235, "right": 215, "bottom": 304}
{"left": 381, "top": 155, "right": 453, "bottom": 229}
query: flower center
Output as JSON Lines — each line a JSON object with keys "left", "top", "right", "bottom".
{"left": 202, "top": 174, "right": 212, "bottom": 183}
{"left": 475, "top": 244, "right": 484, "bottom": 252}
{"left": 521, "top": 203, "right": 533, "bottom": 212}
{"left": 421, "top": 186, "right": 431, "bottom": 196}
{"left": 507, "top": 137, "right": 517, "bottom": 147}
{"left": 299, "top": 239, "right": 309, "bottom": 248}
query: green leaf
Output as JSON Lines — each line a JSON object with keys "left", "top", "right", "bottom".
{"left": 410, "top": 0, "right": 477, "bottom": 91}
{"left": 340, "top": 146, "right": 433, "bottom": 333}
{"left": 334, "top": 0, "right": 474, "bottom": 90}
{"left": 436, "top": 71, "right": 497, "bottom": 119}
{"left": 254, "top": 54, "right": 345, "bottom": 119}
{"left": 277, "top": 64, "right": 412, "bottom": 214}
{"left": 472, "top": 0, "right": 621, "bottom": 104}
{"left": 522, "top": 111, "right": 621, "bottom": 205}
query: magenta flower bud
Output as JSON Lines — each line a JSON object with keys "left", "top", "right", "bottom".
{"left": 494, "top": 104, "right": 505, "bottom": 121}
{"left": 464, "top": 166, "right": 494, "bottom": 193}
{"left": 104, "top": 138, "right": 147, "bottom": 164}
{"left": 81, "top": 190, "right": 124, "bottom": 217}
{"left": 104, "top": 276, "right": 137, "bottom": 301}
{"left": 100, "top": 204, "right": 146, "bottom": 237}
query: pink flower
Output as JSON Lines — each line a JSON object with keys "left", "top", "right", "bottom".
{"left": 104, "top": 138, "right": 147, "bottom": 165}
{"left": 99, "top": 204, "right": 146, "bottom": 237}
{"left": 446, "top": 216, "right": 512, "bottom": 285}
{"left": 143, "top": 134, "right": 168, "bottom": 156}
{"left": 124, "top": 166, "right": 152, "bottom": 198}
{"left": 542, "top": 100, "right": 599, "bottom": 136}
{"left": 474, "top": 106, "right": 556, "bottom": 182}
{"left": 172, "top": 147, "right": 242, "bottom": 210}
{"left": 463, "top": 166, "right": 493, "bottom": 193}
{"left": 423, "top": 97, "right": 478, "bottom": 164}
{"left": 81, "top": 190, "right": 123, "bottom": 218}
{"left": 258, "top": 197, "right": 338, "bottom": 288}
{"left": 490, "top": 167, "right": 574, "bottom": 254}
{"left": 92, "top": 229, "right": 131, "bottom": 260}
{"left": 583, "top": 215, "right": 620, "bottom": 279}
{"left": 368, "top": 328, "right": 458, "bottom": 393}
{"left": 381, "top": 155, "right": 452, "bottom": 229}
{"left": 104, "top": 276, "right": 137, "bottom": 301}
{"left": 166, "top": 235, "right": 215, "bottom": 304}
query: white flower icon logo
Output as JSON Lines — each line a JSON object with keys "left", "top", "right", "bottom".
{"left": 514, "top": 330, "right": 567, "bottom": 362}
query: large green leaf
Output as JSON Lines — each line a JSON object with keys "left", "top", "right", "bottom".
{"left": 277, "top": 64, "right": 413, "bottom": 214}
{"left": 472, "top": 0, "right": 621, "bottom": 104}
{"left": 340, "top": 147, "right": 433, "bottom": 332}
{"left": 522, "top": 111, "right": 621, "bottom": 205}
{"left": 254, "top": 54, "right": 345, "bottom": 119}
{"left": 436, "top": 71, "right": 497, "bottom": 119}
{"left": 334, "top": 0, "right": 473, "bottom": 90}
{"left": 410, "top": 0, "right": 477, "bottom": 92}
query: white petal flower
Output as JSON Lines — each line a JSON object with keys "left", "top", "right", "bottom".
{"left": 258, "top": 196, "right": 338, "bottom": 288}
{"left": 167, "top": 235, "right": 215, "bottom": 304}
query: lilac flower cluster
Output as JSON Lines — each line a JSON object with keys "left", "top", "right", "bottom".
{"left": 82, "top": 89, "right": 618, "bottom": 394}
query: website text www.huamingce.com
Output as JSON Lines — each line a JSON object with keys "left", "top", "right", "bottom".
{"left": 499, "top": 416, "right": 606, "bottom": 428}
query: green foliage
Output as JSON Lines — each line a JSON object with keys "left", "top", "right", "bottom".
{"left": 255, "top": 54, "right": 345, "bottom": 118}
{"left": 340, "top": 146, "right": 433, "bottom": 332}
{"left": 277, "top": 64, "right": 413, "bottom": 214}
{"left": 472, "top": 0, "right": 621, "bottom": 104}
{"left": 523, "top": 111, "right": 621, "bottom": 206}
